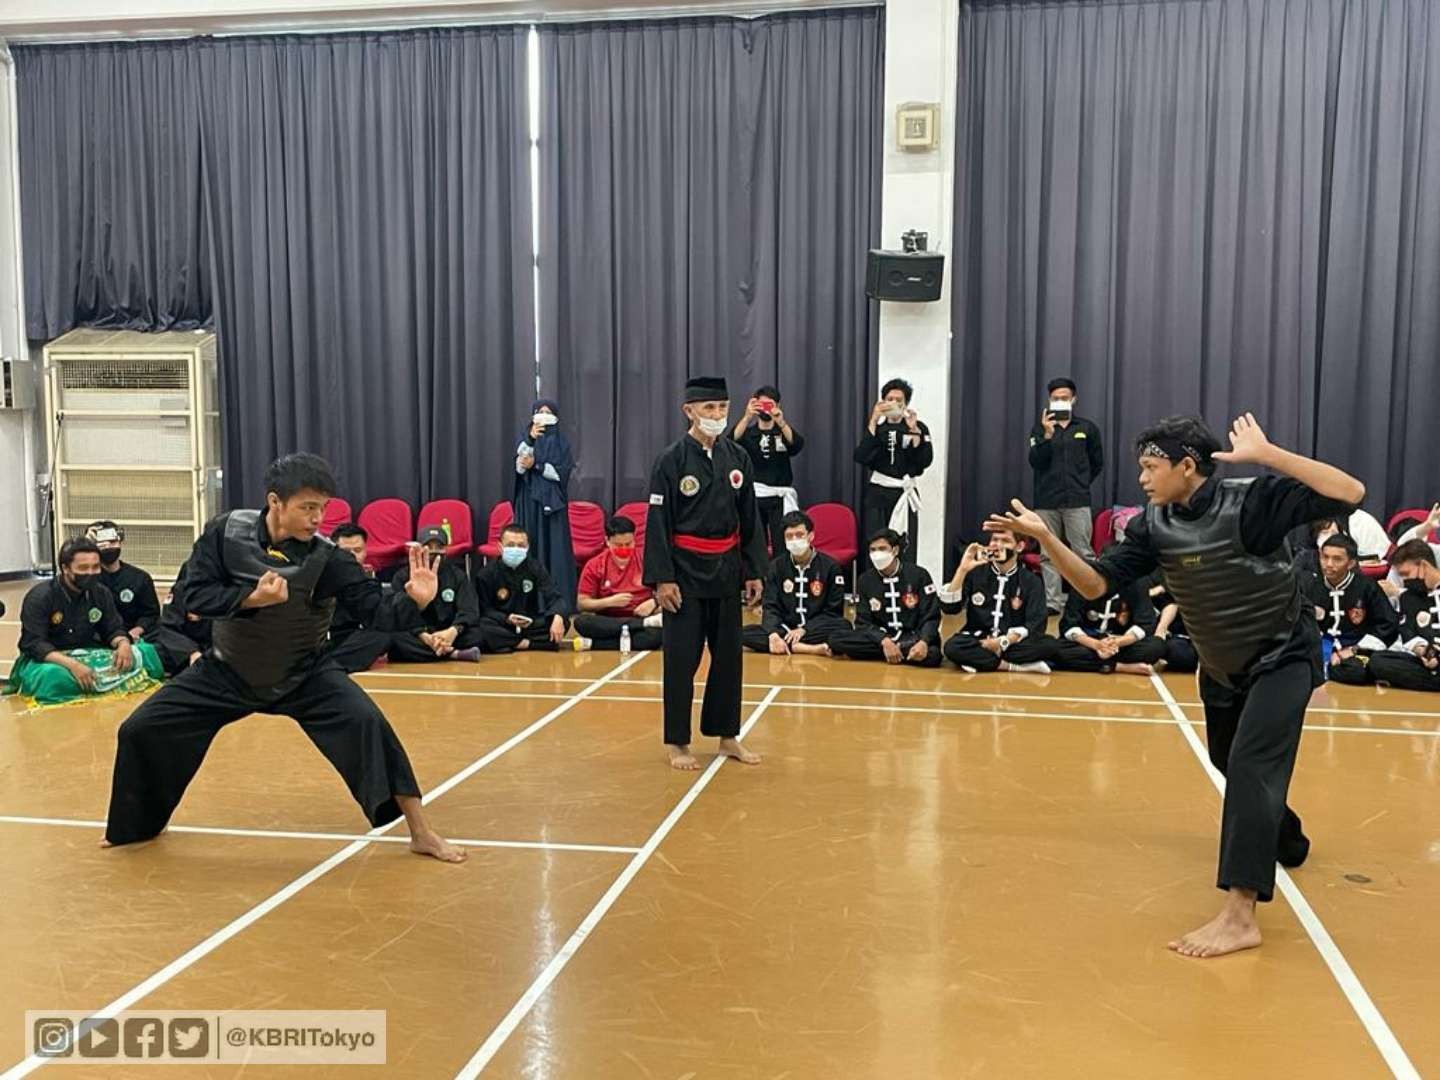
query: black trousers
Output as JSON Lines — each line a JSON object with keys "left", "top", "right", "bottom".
{"left": 756, "top": 496, "right": 786, "bottom": 557}
{"left": 1053, "top": 636, "right": 1167, "bottom": 672}
{"left": 328, "top": 629, "right": 393, "bottom": 673}
{"left": 1368, "top": 652, "right": 1440, "bottom": 692}
{"left": 829, "top": 628, "right": 943, "bottom": 667}
{"left": 741, "top": 615, "right": 851, "bottom": 653}
{"left": 662, "top": 592, "right": 743, "bottom": 745}
{"left": 861, "top": 485, "right": 917, "bottom": 562}
{"left": 1200, "top": 660, "right": 1313, "bottom": 903}
{"left": 476, "top": 615, "right": 567, "bottom": 653}
{"left": 573, "top": 612, "right": 662, "bottom": 652}
{"left": 149, "top": 627, "right": 205, "bottom": 677}
{"left": 1327, "top": 654, "right": 1375, "bottom": 686}
{"left": 1163, "top": 635, "right": 1199, "bottom": 673}
{"left": 105, "top": 656, "right": 420, "bottom": 845}
{"left": 943, "top": 633, "right": 1057, "bottom": 671}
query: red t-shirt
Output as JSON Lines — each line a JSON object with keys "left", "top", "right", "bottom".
{"left": 578, "top": 550, "right": 651, "bottom": 617}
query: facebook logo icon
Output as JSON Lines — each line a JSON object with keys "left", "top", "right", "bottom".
{"left": 122, "top": 1018, "right": 164, "bottom": 1058}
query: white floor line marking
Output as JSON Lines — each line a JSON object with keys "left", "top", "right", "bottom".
{"left": 0, "top": 650, "right": 653, "bottom": 1080}
{"left": 1148, "top": 674, "right": 1419, "bottom": 1079}
{"left": 452, "top": 685, "right": 783, "bottom": 1078}
{"left": 0, "top": 815, "right": 640, "bottom": 855}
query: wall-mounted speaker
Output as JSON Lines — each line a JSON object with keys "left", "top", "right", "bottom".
{"left": 865, "top": 249, "right": 944, "bottom": 302}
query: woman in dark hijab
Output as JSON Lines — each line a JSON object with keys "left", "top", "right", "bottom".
{"left": 513, "top": 398, "right": 577, "bottom": 607}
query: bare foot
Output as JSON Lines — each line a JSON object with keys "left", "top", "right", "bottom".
{"left": 668, "top": 744, "right": 701, "bottom": 770}
{"left": 1168, "top": 905, "right": 1261, "bottom": 958}
{"left": 409, "top": 831, "right": 468, "bottom": 863}
{"left": 718, "top": 737, "right": 761, "bottom": 765}
{"left": 1115, "top": 662, "right": 1155, "bottom": 676}
{"left": 100, "top": 826, "right": 167, "bottom": 848}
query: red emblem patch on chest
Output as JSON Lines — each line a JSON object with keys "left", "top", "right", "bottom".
{"left": 1347, "top": 607, "right": 1366, "bottom": 626}
{"left": 902, "top": 590, "right": 919, "bottom": 609}
{"left": 729, "top": 469, "right": 744, "bottom": 489}
{"left": 810, "top": 579, "right": 823, "bottom": 598}
{"left": 1011, "top": 594, "right": 1024, "bottom": 611}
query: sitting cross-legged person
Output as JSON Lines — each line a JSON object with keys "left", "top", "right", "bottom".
{"left": 829, "top": 529, "right": 942, "bottom": 667}
{"left": 1368, "top": 540, "right": 1440, "bottom": 693}
{"left": 939, "top": 527, "right": 1056, "bottom": 673}
{"left": 1052, "top": 546, "right": 1167, "bottom": 675}
{"left": 6, "top": 538, "right": 163, "bottom": 704}
{"left": 572, "top": 515, "right": 664, "bottom": 652}
{"left": 474, "top": 524, "right": 569, "bottom": 653}
{"left": 1151, "top": 581, "right": 1198, "bottom": 673}
{"left": 85, "top": 520, "right": 161, "bottom": 644}
{"left": 148, "top": 559, "right": 214, "bottom": 676}
{"left": 1306, "top": 533, "right": 1397, "bottom": 685}
{"left": 741, "top": 511, "right": 851, "bottom": 657}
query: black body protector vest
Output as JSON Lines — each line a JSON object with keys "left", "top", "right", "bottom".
{"left": 1147, "top": 479, "right": 1300, "bottom": 686}
{"left": 210, "top": 510, "right": 337, "bottom": 696}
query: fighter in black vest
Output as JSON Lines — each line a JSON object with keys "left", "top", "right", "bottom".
{"left": 103, "top": 454, "right": 466, "bottom": 863}
{"left": 991, "top": 413, "right": 1364, "bottom": 959}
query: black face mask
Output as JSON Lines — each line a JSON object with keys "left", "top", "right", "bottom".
{"left": 99, "top": 548, "right": 122, "bottom": 566}
{"left": 69, "top": 572, "right": 101, "bottom": 592}
{"left": 1405, "top": 577, "right": 1432, "bottom": 596}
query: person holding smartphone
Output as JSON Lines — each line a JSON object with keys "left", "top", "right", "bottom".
{"left": 733, "top": 385, "right": 805, "bottom": 556}
{"left": 1028, "top": 377, "right": 1104, "bottom": 614}
{"left": 473, "top": 524, "right": 569, "bottom": 652}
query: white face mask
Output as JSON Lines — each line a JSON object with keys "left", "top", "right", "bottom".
{"left": 696, "top": 415, "right": 729, "bottom": 437}
{"left": 785, "top": 537, "right": 811, "bottom": 557}
{"left": 532, "top": 412, "right": 558, "bottom": 427}
{"left": 869, "top": 549, "right": 895, "bottom": 572}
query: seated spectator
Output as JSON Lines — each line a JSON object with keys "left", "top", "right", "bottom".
{"left": 733, "top": 386, "right": 805, "bottom": 554}
{"left": 1306, "top": 533, "right": 1398, "bottom": 685}
{"left": 474, "top": 524, "right": 569, "bottom": 653}
{"left": 1292, "top": 517, "right": 1344, "bottom": 580}
{"left": 829, "top": 529, "right": 942, "bottom": 666}
{"left": 939, "top": 527, "right": 1055, "bottom": 673}
{"left": 6, "top": 538, "right": 162, "bottom": 704}
{"left": 1149, "top": 580, "right": 1198, "bottom": 674}
{"left": 1052, "top": 545, "right": 1166, "bottom": 675}
{"left": 1383, "top": 503, "right": 1440, "bottom": 601}
{"left": 149, "top": 559, "right": 213, "bottom": 675}
{"left": 741, "top": 511, "right": 850, "bottom": 656}
{"left": 1369, "top": 540, "right": 1440, "bottom": 692}
{"left": 86, "top": 520, "right": 161, "bottom": 642}
{"left": 573, "top": 515, "right": 664, "bottom": 652}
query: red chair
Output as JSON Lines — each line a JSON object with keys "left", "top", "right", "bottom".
{"left": 569, "top": 501, "right": 607, "bottom": 563}
{"left": 476, "top": 500, "right": 515, "bottom": 561}
{"left": 807, "top": 503, "right": 859, "bottom": 583}
{"left": 1387, "top": 509, "right": 1439, "bottom": 545}
{"left": 614, "top": 501, "right": 652, "bottom": 557}
{"left": 417, "top": 499, "right": 474, "bottom": 561}
{"left": 1091, "top": 509, "right": 1115, "bottom": 555}
{"left": 319, "top": 497, "right": 353, "bottom": 536}
{"left": 356, "top": 498, "right": 413, "bottom": 571}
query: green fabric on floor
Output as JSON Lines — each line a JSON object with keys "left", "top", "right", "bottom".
{"left": 5, "top": 641, "right": 163, "bottom": 706}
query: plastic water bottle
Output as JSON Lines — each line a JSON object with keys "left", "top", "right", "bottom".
{"left": 441, "top": 517, "right": 453, "bottom": 542}
{"left": 620, "top": 625, "right": 631, "bottom": 655}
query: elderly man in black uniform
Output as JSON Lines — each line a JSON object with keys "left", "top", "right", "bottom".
{"left": 103, "top": 453, "right": 465, "bottom": 863}
{"left": 993, "top": 413, "right": 1364, "bottom": 959}
{"left": 645, "top": 376, "right": 767, "bottom": 771}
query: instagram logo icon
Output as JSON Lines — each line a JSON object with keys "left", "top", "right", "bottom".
{"left": 33, "top": 1019, "right": 74, "bottom": 1057}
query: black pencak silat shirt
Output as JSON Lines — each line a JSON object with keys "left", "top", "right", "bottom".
{"left": 19, "top": 577, "right": 126, "bottom": 662}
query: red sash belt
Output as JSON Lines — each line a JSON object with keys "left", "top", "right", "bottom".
{"left": 674, "top": 531, "right": 739, "bottom": 555}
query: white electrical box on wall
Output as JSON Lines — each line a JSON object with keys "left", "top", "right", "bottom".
{"left": 43, "top": 328, "right": 221, "bottom": 579}
{"left": 0, "top": 355, "right": 35, "bottom": 408}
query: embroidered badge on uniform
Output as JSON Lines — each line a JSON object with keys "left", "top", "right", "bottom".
{"left": 650, "top": 493, "right": 665, "bottom": 506}
{"left": 972, "top": 592, "right": 986, "bottom": 606}
{"left": 903, "top": 591, "right": 919, "bottom": 609}
{"left": 50, "top": 611, "right": 63, "bottom": 625}
{"left": 88, "top": 608, "right": 102, "bottom": 623}
{"left": 783, "top": 579, "right": 795, "bottom": 594}
{"left": 442, "top": 588, "right": 455, "bottom": 603}
{"left": 497, "top": 587, "right": 510, "bottom": 601}
{"left": 1347, "top": 607, "right": 1366, "bottom": 626}
{"left": 1419, "top": 611, "right": 1433, "bottom": 628}
{"left": 809, "top": 580, "right": 823, "bottom": 598}
{"left": 120, "top": 589, "right": 135, "bottom": 603}
{"left": 680, "top": 475, "right": 700, "bottom": 497}
{"left": 522, "top": 580, "right": 534, "bottom": 594}
{"left": 869, "top": 597, "right": 882, "bottom": 612}
{"left": 923, "top": 584, "right": 936, "bottom": 595}
{"left": 728, "top": 469, "right": 744, "bottom": 490}
{"left": 1011, "top": 594, "right": 1024, "bottom": 610}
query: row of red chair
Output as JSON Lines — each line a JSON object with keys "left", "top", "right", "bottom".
{"left": 320, "top": 496, "right": 863, "bottom": 574}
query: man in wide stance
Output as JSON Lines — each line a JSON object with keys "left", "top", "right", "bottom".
{"left": 992, "top": 414, "right": 1362, "bottom": 958}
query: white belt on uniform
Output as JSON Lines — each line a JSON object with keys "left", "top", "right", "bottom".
{"left": 869, "top": 472, "right": 922, "bottom": 535}
{"left": 753, "top": 482, "right": 800, "bottom": 514}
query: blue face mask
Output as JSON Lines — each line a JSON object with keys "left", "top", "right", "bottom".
{"left": 501, "top": 546, "right": 528, "bottom": 569}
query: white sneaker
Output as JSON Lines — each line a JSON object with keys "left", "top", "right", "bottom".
{"left": 643, "top": 613, "right": 663, "bottom": 629}
{"left": 960, "top": 664, "right": 978, "bottom": 674}
{"left": 1007, "top": 661, "right": 1052, "bottom": 674}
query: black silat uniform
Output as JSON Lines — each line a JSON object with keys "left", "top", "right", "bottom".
{"left": 473, "top": 556, "right": 568, "bottom": 653}
{"left": 18, "top": 577, "right": 127, "bottom": 661}
{"left": 854, "top": 418, "right": 933, "bottom": 559}
{"left": 1304, "top": 569, "right": 1399, "bottom": 686}
{"left": 149, "top": 561, "right": 214, "bottom": 676}
{"left": 1145, "top": 574, "right": 1198, "bottom": 674}
{"left": 1095, "top": 475, "right": 1354, "bottom": 901}
{"left": 104, "top": 510, "right": 424, "bottom": 846}
{"left": 736, "top": 421, "right": 805, "bottom": 554}
{"left": 941, "top": 561, "right": 1056, "bottom": 671}
{"left": 741, "top": 549, "right": 850, "bottom": 652}
{"left": 100, "top": 561, "right": 161, "bottom": 636}
{"left": 331, "top": 558, "right": 480, "bottom": 670}
{"left": 1368, "top": 582, "right": 1440, "bottom": 692}
{"left": 830, "top": 561, "right": 942, "bottom": 666}
{"left": 1053, "top": 579, "right": 1166, "bottom": 672}
{"left": 645, "top": 433, "right": 767, "bottom": 745}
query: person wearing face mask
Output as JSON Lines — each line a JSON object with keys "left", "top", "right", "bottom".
{"left": 514, "top": 399, "right": 577, "bottom": 610}
{"left": 473, "top": 524, "right": 569, "bottom": 653}
{"left": 741, "top": 511, "right": 850, "bottom": 656}
{"left": 853, "top": 378, "right": 933, "bottom": 560}
{"left": 1303, "top": 533, "right": 1397, "bottom": 685}
{"left": 938, "top": 527, "right": 1055, "bottom": 673}
{"left": 572, "top": 515, "right": 663, "bottom": 652}
{"left": 1368, "top": 540, "right": 1440, "bottom": 692}
{"left": 1380, "top": 502, "right": 1440, "bottom": 602}
{"left": 645, "top": 375, "right": 768, "bottom": 771}
{"left": 993, "top": 412, "right": 1364, "bottom": 960}
{"left": 1028, "top": 377, "right": 1105, "bottom": 614}
{"left": 85, "top": 520, "right": 161, "bottom": 643}
{"left": 103, "top": 453, "right": 467, "bottom": 863}
{"left": 734, "top": 385, "right": 806, "bottom": 555}
{"left": 830, "top": 529, "right": 942, "bottom": 666}
{"left": 9, "top": 538, "right": 161, "bottom": 704}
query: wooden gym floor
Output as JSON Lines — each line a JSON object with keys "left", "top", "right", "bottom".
{"left": 1, "top": 581, "right": 1437, "bottom": 1078}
